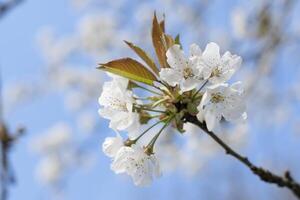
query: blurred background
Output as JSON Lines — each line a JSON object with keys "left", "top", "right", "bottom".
{"left": 0, "top": 0, "right": 300, "bottom": 199}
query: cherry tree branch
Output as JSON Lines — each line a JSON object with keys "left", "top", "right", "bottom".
{"left": 0, "top": 0, "right": 23, "bottom": 19}
{"left": 0, "top": 1, "right": 25, "bottom": 199}
{"left": 185, "top": 114, "right": 300, "bottom": 199}
{"left": 0, "top": 125, "right": 11, "bottom": 200}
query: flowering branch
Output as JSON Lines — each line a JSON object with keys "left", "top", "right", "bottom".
{"left": 97, "top": 12, "right": 300, "bottom": 198}
{"left": 185, "top": 114, "right": 300, "bottom": 198}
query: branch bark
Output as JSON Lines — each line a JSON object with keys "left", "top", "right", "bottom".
{"left": 185, "top": 114, "right": 300, "bottom": 199}
{"left": 0, "top": 124, "right": 11, "bottom": 200}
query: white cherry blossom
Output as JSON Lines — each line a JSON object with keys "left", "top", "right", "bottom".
{"left": 31, "top": 122, "right": 71, "bottom": 154}
{"left": 197, "top": 82, "right": 247, "bottom": 131}
{"left": 200, "top": 42, "right": 242, "bottom": 84}
{"left": 98, "top": 75, "right": 140, "bottom": 137}
{"left": 111, "top": 144, "right": 161, "bottom": 186}
{"left": 159, "top": 44, "right": 204, "bottom": 92}
{"left": 231, "top": 7, "right": 248, "bottom": 39}
{"left": 102, "top": 133, "right": 123, "bottom": 158}
{"left": 106, "top": 72, "right": 129, "bottom": 91}
{"left": 36, "top": 156, "right": 62, "bottom": 185}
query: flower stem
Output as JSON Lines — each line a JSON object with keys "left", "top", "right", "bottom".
{"left": 192, "top": 79, "right": 208, "bottom": 100}
{"left": 155, "top": 81, "right": 176, "bottom": 98}
{"left": 149, "top": 114, "right": 162, "bottom": 119}
{"left": 156, "top": 81, "right": 169, "bottom": 89}
{"left": 136, "top": 106, "right": 166, "bottom": 114}
{"left": 185, "top": 114, "right": 300, "bottom": 199}
{"left": 134, "top": 97, "right": 150, "bottom": 101}
{"left": 145, "top": 116, "right": 174, "bottom": 154}
{"left": 135, "top": 84, "right": 162, "bottom": 95}
{"left": 134, "top": 121, "right": 162, "bottom": 142}
{"left": 151, "top": 97, "right": 169, "bottom": 108}
{"left": 152, "top": 84, "right": 165, "bottom": 91}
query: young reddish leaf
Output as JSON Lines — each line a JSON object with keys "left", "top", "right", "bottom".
{"left": 159, "top": 19, "right": 165, "bottom": 33}
{"left": 152, "top": 13, "right": 168, "bottom": 68}
{"left": 98, "top": 58, "right": 157, "bottom": 86}
{"left": 165, "top": 34, "right": 175, "bottom": 49}
{"left": 124, "top": 40, "right": 159, "bottom": 75}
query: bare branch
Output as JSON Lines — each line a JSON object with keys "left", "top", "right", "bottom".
{"left": 0, "top": 0, "right": 23, "bottom": 19}
{"left": 185, "top": 114, "right": 300, "bottom": 199}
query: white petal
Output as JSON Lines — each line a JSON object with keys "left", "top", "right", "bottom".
{"left": 208, "top": 51, "right": 242, "bottom": 84}
{"left": 99, "top": 83, "right": 126, "bottom": 110}
{"left": 189, "top": 43, "right": 202, "bottom": 57}
{"left": 202, "top": 42, "right": 221, "bottom": 67}
{"left": 166, "top": 45, "right": 187, "bottom": 70}
{"left": 221, "top": 51, "right": 242, "bottom": 72}
{"left": 180, "top": 78, "right": 200, "bottom": 92}
{"left": 111, "top": 146, "right": 134, "bottom": 174}
{"left": 204, "top": 109, "right": 221, "bottom": 131}
{"left": 159, "top": 68, "right": 182, "bottom": 87}
{"left": 200, "top": 65, "right": 212, "bottom": 80}
{"left": 98, "top": 82, "right": 113, "bottom": 106}
{"left": 222, "top": 104, "right": 246, "bottom": 122}
{"left": 110, "top": 145, "right": 160, "bottom": 186}
{"left": 231, "top": 81, "right": 244, "bottom": 94}
{"left": 196, "top": 106, "right": 205, "bottom": 122}
{"left": 131, "top": 161, "right": 153, "bottom": 186}
{"left": 106, "top": 72, "right": 129, "bottom": 91}
{"left": 188, "top": 57, "right": 202, "bottom": 77}
{"left": 98, "top": 107, "right": 115, "bottom": 119}
{"left": 199, "top": 92, "right": 210, "bottom": 109}
{"left": 207, "top": 83, "right": 228, "bottom": 92}
{"left": 109, "top": 112, "right": 129, "bottom": 130}
{"left": 102, "top": 133, "right": 123, "bottom": 158}
{"left": 126, "top": 114, "right": 141, "bottom": 138}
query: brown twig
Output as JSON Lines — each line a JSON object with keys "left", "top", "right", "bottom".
{"left": 0, "top": 1, "right": 25, "bottom": 199}
{"left": 185, "top": 114, "right": 300, "bottom": 199}
{"left": 0, "top": 0, "right": 23, "bottom": 19}
{"left": 0, "top": 125, "right": 13, "bottom": 200}
{"left": 0, "top": 124, "right": 25, "bottom": 200}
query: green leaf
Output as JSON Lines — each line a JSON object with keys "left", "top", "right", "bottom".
{"left": 127, "top": 81, "right": 139, "bottom": 89}
{"left": 98, "top": 58, "right": 157, "bottom": 85}
{"left": 175, "top": 34, "right": 182, "bottom": 48}
{"left": 124, "top": 40, "right": 159, "bottom": 75}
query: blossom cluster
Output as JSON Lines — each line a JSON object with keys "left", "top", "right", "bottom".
{"left": 31, "top": 123, "right": 73, "bottom": 185}
{"left": 98, "top": 15, "right": 247, "bottom": 186}
{"left": 31, "top": 122, "right": 91, "bottom": 187}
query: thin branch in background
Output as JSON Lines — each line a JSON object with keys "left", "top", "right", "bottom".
{"left": 185, "top": 114, "right": 300, "bottom": 199}
{"left": 0, "top": 65, "right": 7, "bottom": 200}
{"left": 0, "top": 124, "right": 25, "bottom": 200}
{"left": 0, "top": 125, "right": 14, "bottom": 200}
{"left": 244, "top": 0, "right": 296, "bottom": 95}
{"left": 0, "top": 65, "right": 6, "bottom": 200}
{"left": 0, "top": 0, "right": 23, "bottom": 19}
{"left": 0, "top": 1, "right": 25, "bottom": 199}
{"left": 0, "top": 67, "right": 25, "bottom": 200}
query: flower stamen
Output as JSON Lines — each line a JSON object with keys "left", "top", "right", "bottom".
{"left": 183, "top": 67, "right": 194, "bottom": 79}
{"left": 211, "top": 68, "right": 221, "bottom": 77}
{"left": 210, "top": 92, "right": 225, "bottom": 103}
